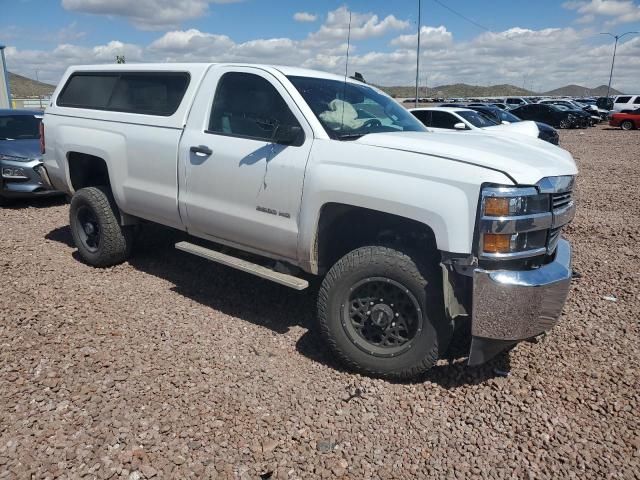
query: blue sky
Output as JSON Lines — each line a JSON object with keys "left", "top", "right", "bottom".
{"left": 2, "top": 0, "right": 639, "bottom": 91}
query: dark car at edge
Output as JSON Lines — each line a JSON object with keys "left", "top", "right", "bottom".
{"left": 466, "top": 104, "right": 560, "bottom": 145}
{"left": 509, "top": 103, "right": 586, "bottom": 129}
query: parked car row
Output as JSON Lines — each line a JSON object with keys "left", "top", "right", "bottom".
{"left": 409, "top": 106, "right": 558, "bottom": 144}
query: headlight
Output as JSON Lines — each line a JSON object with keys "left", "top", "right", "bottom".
{"left": 483, "top": 190, "right": 549, "bottom": 217}
{"left": 2, "top": 167, "right": 29, "bottom": 179}
{"left": 479, "top": 187, "right": 552, "bottom": 259}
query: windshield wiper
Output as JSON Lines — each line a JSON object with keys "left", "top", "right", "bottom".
{"left": 336, "top": 132, "right": 367, "bottom": 141}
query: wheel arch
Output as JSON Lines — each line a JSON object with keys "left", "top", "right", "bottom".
{"left": 67, "top": 152, "right": 112, "bottom": 192}
{"left": 312, "top": 203, "right": 442, "bottom": 274}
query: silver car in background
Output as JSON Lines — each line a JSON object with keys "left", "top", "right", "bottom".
{"left": 0, "top": 109, "right": 60, "bottom": 205}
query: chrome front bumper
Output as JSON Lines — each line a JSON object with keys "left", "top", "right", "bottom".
{"left": 468, "top": 239, "right": 572, "bottom": 365}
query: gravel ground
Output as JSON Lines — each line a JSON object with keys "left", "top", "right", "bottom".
{"left": 1, "top": 125, "right": 639, "bottom": 479}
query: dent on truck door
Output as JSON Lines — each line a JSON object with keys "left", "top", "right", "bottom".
{"left": 179, "top": 68, "right": 313, "bottom": 260}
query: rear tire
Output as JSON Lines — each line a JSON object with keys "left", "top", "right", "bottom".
{"left": 318, "top": 245, "right": 452, "bottom": 380}
{"left": 69, "top": 186, "right": 134, "bottom": 267}
{"left": 621, "top": 120, "right": 635, "bottom": 131}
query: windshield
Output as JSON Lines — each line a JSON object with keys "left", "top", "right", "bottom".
{"left": 457, "top": 110, "right": 499, "bottom": 128}
{"left": 498, "top": 110, "right": 522, "bottom": 123}
{"left": 287, "top": 76, "right": 426, "bottom": 139}
{"left": 0, "top": 114, "right": 42, "bottom": 140}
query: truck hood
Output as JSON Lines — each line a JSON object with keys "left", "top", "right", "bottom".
{"left": 355, "top": 131, "right": 577, "bottom": 185}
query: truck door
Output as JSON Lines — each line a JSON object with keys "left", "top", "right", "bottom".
{"left": 178, "top": 66, "right": 313, "bottom": 261}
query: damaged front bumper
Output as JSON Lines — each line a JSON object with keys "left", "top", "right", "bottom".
{"left": 468, "top": 239, "right": 572, "bottom": 365}
{"left": 0, "top": 157, "right": 60, "bottom": 199}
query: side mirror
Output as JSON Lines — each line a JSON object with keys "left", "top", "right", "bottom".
{"left": 273, "top": 124, "right": 303, "bottom": 145}
{"left": 453, "top": 122, "right": 467, "bottom": 130}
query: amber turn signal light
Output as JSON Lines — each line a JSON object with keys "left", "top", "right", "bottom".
{"left": 483, "top": 233, "right": 511, "bottom": 253}
{"left": 484, "top": 197, "right": 510, "bottom": 217}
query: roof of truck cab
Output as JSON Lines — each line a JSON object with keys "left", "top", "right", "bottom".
{"left": 65, "top": 63, "right": 360, "bottom": 84}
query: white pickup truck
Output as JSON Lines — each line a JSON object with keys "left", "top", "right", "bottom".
{"left": 41, "top": 63, "right": 577, "bottom": 379}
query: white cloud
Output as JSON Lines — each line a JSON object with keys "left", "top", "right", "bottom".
{"left": 148, "top": 29, "right": 235, "bottom": 53}
{"left": 307, "top": 6, "right": 409, "bottom": 44}
{"left": 4, "top": 40, "right": 143, "bottom": 87}
{"left": 61, "top": 0, "right": 243, "bottom": 30}
{"left": 390, "top": 26, "right": 453, "bottom": 49}
{"left": 563, "top": 0, "right": 640, "bottom": 24}
{"left": 293, "top": 12, "right": 317, "bottom": 23}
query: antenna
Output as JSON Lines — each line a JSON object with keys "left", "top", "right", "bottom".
{"left": 340, "top": 10, "right": 352, "bottom": 134}
{"left": 415, "top": 0, "right": 421, "bottom": 108}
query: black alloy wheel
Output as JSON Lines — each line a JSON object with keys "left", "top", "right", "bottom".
{"left": 342, "top": 277, "right": 423, "bottom": 358}
{"left": 75, "top": 205, "right": 101, "bottom": 253}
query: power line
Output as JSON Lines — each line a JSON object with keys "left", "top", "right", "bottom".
{"left": 431, "top": 0, "right": 492, "bottom": 33}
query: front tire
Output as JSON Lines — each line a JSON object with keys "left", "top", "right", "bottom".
{"left": 318, "top": 245, "right": 452, "bottom": 380}
{"left": 621, "top": 120, "right": 635, "bottom": 131}
{"left": 69, "top": 186, "right": 134, "bottom": 267}
{"left": 559, "top": 119, "right": 570, "bottom": 129}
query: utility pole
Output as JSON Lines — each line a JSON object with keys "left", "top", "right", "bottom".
{"left": 600, "top": 32, "right": 638, "bottom": 103}
{"left": 415, "top": 0, "right": 421, "bottom": 107}
{"left": 0, "top": 45, "right": 11, "bottom": 109}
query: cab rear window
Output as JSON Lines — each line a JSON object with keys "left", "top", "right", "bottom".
{"left": 57, "top": 72, "right": 190, "bottom": 116}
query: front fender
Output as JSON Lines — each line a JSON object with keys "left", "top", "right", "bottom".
{"left": 297, "top": 139, "right": 513, "bottom": 272}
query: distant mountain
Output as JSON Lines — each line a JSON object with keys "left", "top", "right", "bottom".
{"left": 542, "top": 84, "right": 623, "bottom": 97}
{"left": 8, "top": 72, "right": 56, "bottom": 98}
{"left": 379, "top": 83, "right": 625, "bottom": 99}
{"left": 380, "top": 83, "right": 535, "bottom": 99}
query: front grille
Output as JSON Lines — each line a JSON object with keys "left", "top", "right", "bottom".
{"left": 548, "top": 189, "right": 574, "bottom": 254}
{"left": 552, "top": 191, "right": 572, "bottom": 209}
{"left": 548, "top": 227, "right": 562, "bottom": 253}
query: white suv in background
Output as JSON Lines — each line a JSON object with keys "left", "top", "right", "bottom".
{"left": 504, "top": 97, "right": 530, "bottom": 107}
{"left": 612, "top": 95, "right": 640, "bottom": 113}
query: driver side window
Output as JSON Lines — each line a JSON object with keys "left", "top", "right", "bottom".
{"left": 430, "top": 111, "right": 458, "bottom": 129}
{"left": 208, "top": 72, "right": 302, "bottom": 145}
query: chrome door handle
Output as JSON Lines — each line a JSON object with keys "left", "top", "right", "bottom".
{"left": 190, "top": 145, "right": 213, "bottom": 156}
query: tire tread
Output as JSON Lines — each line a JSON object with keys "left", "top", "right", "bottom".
{"left": 70, "top": 186, "right": 133, "bottom": 267}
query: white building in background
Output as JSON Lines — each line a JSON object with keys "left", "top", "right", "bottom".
{"left": 11, "top": 97, "right": 49, "bottom": 110}
{"left": 0, "top": 45, "right": 12, "bottom": 109}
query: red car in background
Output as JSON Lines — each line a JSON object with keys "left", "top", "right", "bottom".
{"left": 609, "top": 108, "right": 640, "bottom": 131}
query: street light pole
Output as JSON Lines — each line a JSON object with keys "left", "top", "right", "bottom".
{"left": 600, "top": 32, "right": 638, "bottom": 103}
{"left": 415, "top": 0, "right": 421, "bottom": 108}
